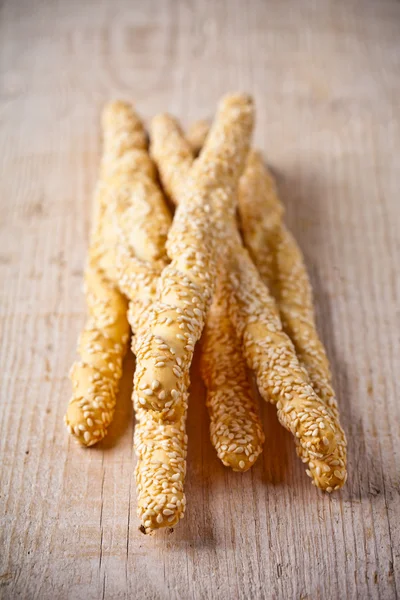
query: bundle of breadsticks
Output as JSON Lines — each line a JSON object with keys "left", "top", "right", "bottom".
{"left": 65, "top": 93, "right": 347, "bottom": 533}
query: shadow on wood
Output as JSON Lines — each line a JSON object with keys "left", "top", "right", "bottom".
{"left": 170, "top": 349, "right": 219, "bottom": 547}
{"left": 273, "top": 165, "right": 386, "bottom": 502}
{"left": 98, "top": 348, "right": 135, "bottom": 450}
{"left": 257, "top": 397, "right": 293, "bottom": 485}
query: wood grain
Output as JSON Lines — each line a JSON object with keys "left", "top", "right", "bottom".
{"left": 0, "top": 0, "right": 399, "bottom": 598}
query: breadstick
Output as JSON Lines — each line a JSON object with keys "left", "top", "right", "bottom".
{"left": 238, "top": 151, "right": 339, "bottom": 415}
{"left": 133, "top": 93, "right": 254, "bottom": 421}
{"left": 200, "top": 274, "right": 264, "bottom": 471}
{"left": 134, "top": 407, "right": 187, "bottom": 532}
{"left": 225, "top": 251, "right": 346, "bottom": 491}
{"left": 65, "top": 191, "right": 130, "bottom": 447}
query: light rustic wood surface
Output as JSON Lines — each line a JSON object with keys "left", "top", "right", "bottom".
{"left": 1, "top": 0, "right": 399, "bottom": 598}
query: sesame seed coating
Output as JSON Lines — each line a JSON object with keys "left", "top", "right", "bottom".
{"left": 151, "top": 102, "right": 263, "bottom": 471}
{"left": 200, "top": 276, "right": 264, "bottom": 471}
{"left": 187, "top": 122, "right": 347, "bottom": 492}
{"left": 65, "top": 232, "right": 130, "bottom": 447}
{"left": 65, "top": 101, "right": 172, "bottom": 450}
{"left": 92, "top": 101, "right": 172, "bottom": 332}
{"left": 239, "top": 152, "right": 341, "bottom": 417}
{"left": 239, "top": 151, "right": 347, "bottom": 491}
{"left": 136, "top": 93, "right": 254, "bottom": 420}
{"left": 134, "top": 407, "right": 187, "bottom": 532}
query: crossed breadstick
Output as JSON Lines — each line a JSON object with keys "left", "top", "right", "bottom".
{"left": 149, "top": 113, "right": 347, "bottom": 493}
{"left": 184, "top": 122, "right": 265, "bottom": 471}
{"left": 187, "top": 123, "right": 347, "bottom": 489}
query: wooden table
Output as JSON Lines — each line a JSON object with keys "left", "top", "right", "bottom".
{"left": 1, "top": 1, "right": 399, "bottom": 598}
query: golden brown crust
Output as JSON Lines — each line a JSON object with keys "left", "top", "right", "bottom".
{"left": 65, "top": 101, "right": 172, "bottom": 448}
{"left": 226, "top": 251, "right": 347, "bottom": 491}
{"left": 200, "top": 274, "right": 264, "bottom": 471}
{"left": 134, "top": 408, "right": 187, "bottom": 531}
{"left": 93, "top": 101, "right": 172, "bottom": 326}
{"left": 134, "top": 93, "right": 254, "bottom": 421}
{"left": 237, "top": 152, "right": 346, "bottom": 489}
{"left": 186, "top": 126, "right": 347, "bottom": 491}
{"left": 152, "top": 110, "right": 263, "bottom": 471}
{"left": 65, "top": 215, "right": 130, "bottom": 447}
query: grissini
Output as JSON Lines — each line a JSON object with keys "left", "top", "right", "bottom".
{"left": 200, "top": 275, "right": 265, "bottom": 471}
{"left": 238, "top": 151, "right": 341, "bottom": 418}
{"left": 65, "top": 176, "right": 130, "bottom": 446}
